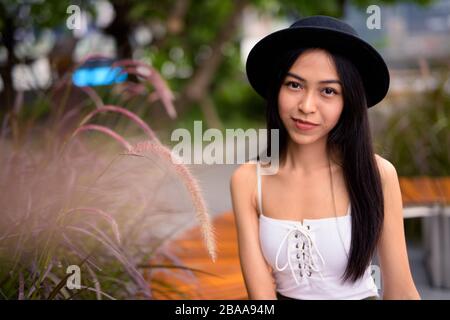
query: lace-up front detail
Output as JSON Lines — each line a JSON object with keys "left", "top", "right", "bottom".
{"left": 274, "top": 223, "right": 325, "bottom": 285}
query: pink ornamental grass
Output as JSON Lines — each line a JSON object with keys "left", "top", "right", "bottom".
{"left": 126, "top": 141, "right": 217, "bottom": 263}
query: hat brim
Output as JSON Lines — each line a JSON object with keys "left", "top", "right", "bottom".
{"left": 246, "top": 26, "right": 390, "bottom": 108}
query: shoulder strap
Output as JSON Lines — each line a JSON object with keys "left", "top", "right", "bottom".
{"left": 256, "top": 161, "right": 263, "bottom": 215}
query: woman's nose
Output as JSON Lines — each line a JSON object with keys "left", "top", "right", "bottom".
{"left": 297, "top": 91, "right": 317, "bottom": 114}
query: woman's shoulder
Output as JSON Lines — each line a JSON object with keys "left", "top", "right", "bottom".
{"left": 230, "top": 162, "right": 259, "bottom": 215}
{"left": 374, "top": 153, "right": 398, "bottom": 188}
{"left": 230, "top": 162, "right": 258, "bottom": 190}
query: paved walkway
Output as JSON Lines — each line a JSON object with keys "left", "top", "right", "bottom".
{"left": 188, "top": 164, "right": 239, "bottom": 218}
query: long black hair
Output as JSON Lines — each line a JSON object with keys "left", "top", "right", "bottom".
{"left": 265, "top": 47, "right": 384, "bottom": 283}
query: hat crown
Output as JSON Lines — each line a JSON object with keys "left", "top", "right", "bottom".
{"left": 290, "top": 15, "right": 359, "bottom": 37}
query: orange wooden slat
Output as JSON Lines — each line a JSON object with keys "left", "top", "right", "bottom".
{"left": 149, "top": 211, "right": 248, "bottom": 300}
{"left": 399, "top": 177, "right": 444, "bottom": 206}
{"left": 434, "top": 177, "right": 450, "bottom": 205}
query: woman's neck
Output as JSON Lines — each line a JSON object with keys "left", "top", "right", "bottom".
{"left": 281, "top": 137, "right": 338, "bottom": 173}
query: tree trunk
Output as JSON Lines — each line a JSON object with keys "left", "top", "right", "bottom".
{"left": 177, "top": 0, "right": 248, "bottom": 122}
{"left": 0, "top": 6, "right": 17, "bottom": 116}
{"left": 104, "top": 1, "right": 133, "bottom": 59}
{"left": 199, "top": 95, "right": 223, "bottom": 130}
{"left": 0, "top": 4, "right": 19, "bottom": 141}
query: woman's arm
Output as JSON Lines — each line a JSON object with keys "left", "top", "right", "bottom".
{"left": 375, "top": 155, "right": 421, "bottom": 300}
{"left": 230, "top": 163, "right": 277, "bottom": 300}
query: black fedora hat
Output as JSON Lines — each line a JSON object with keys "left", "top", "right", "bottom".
{"left": 245, "top": 15, "right": 390, "bottom": 108}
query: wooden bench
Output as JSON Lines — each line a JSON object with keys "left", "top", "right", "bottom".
{"left": 399, "top": 177, "right": 450, "bottom": 288}
{"left": 149, "top": 211, "right": 248, "bottom": 300}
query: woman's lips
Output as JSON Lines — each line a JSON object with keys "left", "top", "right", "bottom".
{"left": 292, "top": 118, "right": 319, "bottom": 131}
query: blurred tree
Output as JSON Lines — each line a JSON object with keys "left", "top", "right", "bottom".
{"left": 0, "top": 0, "right": 95, "bottom": 133}
{"left": 0, "top": 0, "right": 434, "bottom": 130}
{"left": 126, "top": 0, "right": 433, "bottom": 128}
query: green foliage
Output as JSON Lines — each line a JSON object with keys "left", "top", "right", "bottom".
{"left": 374, "top": 72, "right": 449, "bottom": 243}
{"left": 351, "top": 0, "right": 434, "bottom": 7}
{"left": 378, "top": 73, "right": 450, "bottom": 176}
{"left": 0, "top": 0, "right": 96, "bottom": 34}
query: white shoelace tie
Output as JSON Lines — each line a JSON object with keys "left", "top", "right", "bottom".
{"left": 275, "top": 223, "right": 325, "bottom": 286}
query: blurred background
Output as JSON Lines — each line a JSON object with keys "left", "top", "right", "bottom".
{"left": 0, "top": 0, "right": 449, "bottom": 299}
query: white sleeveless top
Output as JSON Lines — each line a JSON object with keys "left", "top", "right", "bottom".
{"left": 256, "top": 162, "right": 379, "bottom": 300}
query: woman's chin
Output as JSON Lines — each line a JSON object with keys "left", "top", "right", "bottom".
{"left": 289, "top": 135, "right": 318, "bottom": 145}
{"left": 288, "top": 131, "right": 325, "bottom": 146}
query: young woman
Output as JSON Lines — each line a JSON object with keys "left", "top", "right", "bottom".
{"left": 230, "top": 16, "right": 420, "bottom": 300}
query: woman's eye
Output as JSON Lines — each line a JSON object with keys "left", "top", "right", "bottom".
{"left": 323, "top": 87, "right": 337, "bottom": 96}
{"left": 286, "top": 81, "right": 302, "bottom": 90}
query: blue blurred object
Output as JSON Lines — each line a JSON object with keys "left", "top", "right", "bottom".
{"left": 72, "top": 58, "right": 127, "bottom": 87}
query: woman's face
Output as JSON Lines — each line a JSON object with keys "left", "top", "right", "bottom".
{"left": 278, "top": 48, "right": 344, "bottom": 146}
